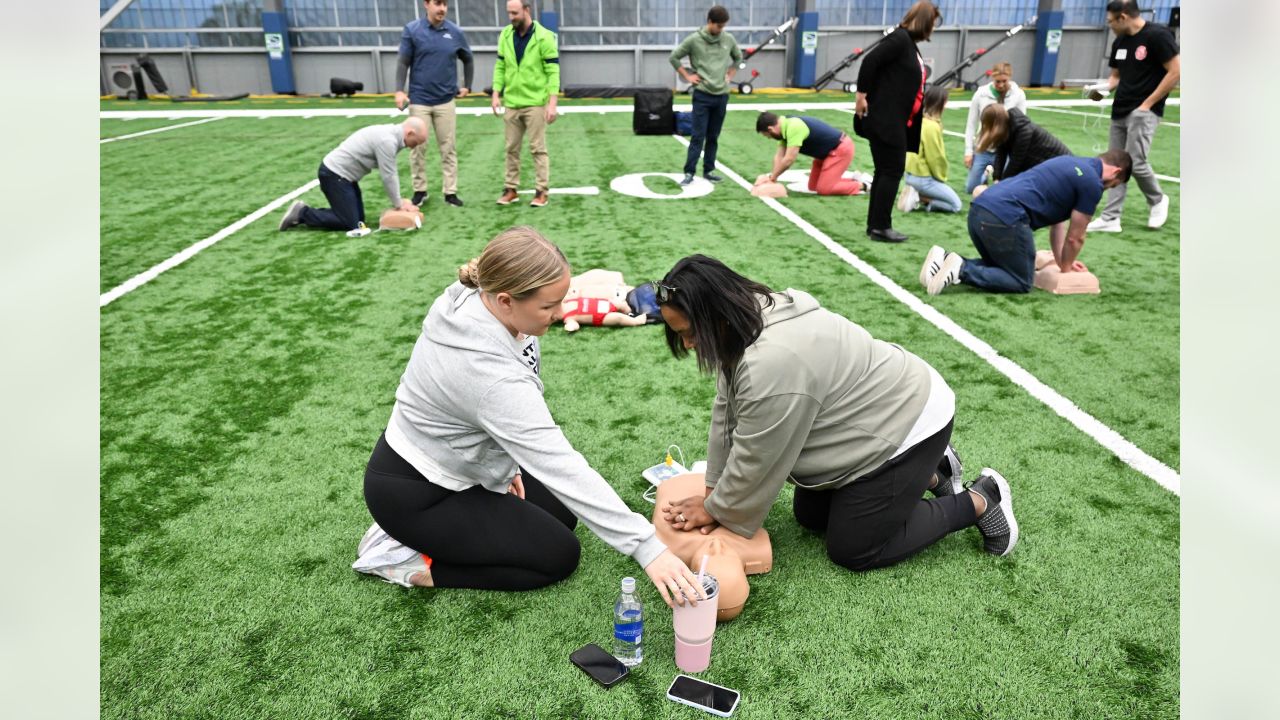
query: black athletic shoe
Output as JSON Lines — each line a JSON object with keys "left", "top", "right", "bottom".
{"left": 411, "top": 191, "right": 428, "bottom": 206}
{"left": 444, "top": 194, "right": 463, "bottom": 207}
{"left": 703, "top": 171, "right": 724, "bottom": 183}
{"left": 969, "top": 468, "right": 1019, "bottom": 556}
{"left": 930, "top": 444, "right": 964, "bottom": 497}
{"left": 679, "top": 173, "right": 695, "bottom": 186}
{"left": 868, "top": 228, "right": 909, "bottom": 243}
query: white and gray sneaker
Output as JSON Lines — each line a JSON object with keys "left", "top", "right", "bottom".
{"left": 930, "top": 444, "right": 964, "bottom": 497}
{"left": 1147, "top": 194, "right": 1170, "bottom": 229}
{"left": 926, "top": 251, "right": 964, "bottom": 296}
{"left": 919, "top": 245, "right": 946, "bottom": 289}
{"left": 278, "top": 200, "right": 308, "bottom": 231}
{"left": 1087, "top": 216, "right": 1122, "bottom": 233}
{"left": 969, "top": 468, "right": 1019, "bottom": 556}
{"left": 897, "top": 184, "right": 921, "bottom": 213}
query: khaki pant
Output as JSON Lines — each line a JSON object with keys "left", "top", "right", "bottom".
{"left": 503, "top": 106, "right": 549, "bottom": 193}
{"left": 407, "top": 100, "right": 458, "bottom": 195}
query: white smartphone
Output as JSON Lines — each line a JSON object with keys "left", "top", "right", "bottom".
{"left": 666, "top": 674, "right": 741, "bottom": 717}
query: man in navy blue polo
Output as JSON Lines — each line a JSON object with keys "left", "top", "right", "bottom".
{"left": 922, "top": 150, "right": 1132, "bottom": 295}
{"left": 395, "top": 0, "right": 474, "bottom": 207}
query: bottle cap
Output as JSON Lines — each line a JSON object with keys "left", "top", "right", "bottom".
{"left": 621, "top": 577, "right": 636, "bottom": 593}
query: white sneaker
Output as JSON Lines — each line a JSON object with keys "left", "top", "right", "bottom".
{"left": 919, "top": 245, "right": 946, "bottom": 288}
{"left": 851, "top": 170, "right": 873, "bottom": 189}
{"left": 1147, "top": 194, "right": 1170, "bottom": 229}
{"left": 897, "top": 184, "right": 920, "bottom": 213}
{"left": 1087, "top": 217, "right": 1122, "bottom": 233}
{"left": 926, "top": 252, "right": 964, "bottom": 296}
{"left": 368, "top": 553, "right": 431, "bottom": 588}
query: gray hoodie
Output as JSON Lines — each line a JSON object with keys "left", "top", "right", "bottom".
{"left": 385, "top": 282, "right": 667, "bottom": 568}
{"left": 703, "top": 290, "right": 933, "bottom": 537}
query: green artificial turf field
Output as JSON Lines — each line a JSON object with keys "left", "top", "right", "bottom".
{"left": 101, "top": 92, "right": 1180, "bottom": 719}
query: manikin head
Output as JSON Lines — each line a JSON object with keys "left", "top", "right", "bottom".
{"left": 460, "top": 226, "right": 571, "bottom": 337}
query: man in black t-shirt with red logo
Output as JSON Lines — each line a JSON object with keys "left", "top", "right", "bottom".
{"left": 1087, "top": 0, "right": 1181, "bottom": 235}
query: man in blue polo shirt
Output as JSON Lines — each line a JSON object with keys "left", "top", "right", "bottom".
{"left": 395, "top": 0, "right": 474, "bottom": 208}
{"left": 922, "top": 150, "right": 1132, "bottom": 295}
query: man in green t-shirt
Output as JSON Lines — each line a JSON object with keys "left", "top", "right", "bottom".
{"left": 755, "top": 112, "right": 866, "bottom": 196}
{"left": 669, "top": 6, "right": 741, "bottom": 186}
{"left": 491, "top": 0, "right": 560, "bottom": 208}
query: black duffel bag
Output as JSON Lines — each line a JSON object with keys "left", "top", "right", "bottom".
{"left": 633, "top": 87, "right": 675, "bottom": 135}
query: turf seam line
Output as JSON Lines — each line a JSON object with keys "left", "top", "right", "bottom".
{"left": 99, "top": 179, "right": 319, "bottom": 307}
{"left": 672, "top": 133, "right": 1181, "bottom": 495}
{"left": 99, "top": 97, "right": 1180, "bottom": 121}
{"left": 99, "top": 116, "right": 225, "bottom": 143}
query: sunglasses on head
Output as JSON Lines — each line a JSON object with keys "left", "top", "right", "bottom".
{"left": 651, "top": 281, "right": 678, "bottom": 303}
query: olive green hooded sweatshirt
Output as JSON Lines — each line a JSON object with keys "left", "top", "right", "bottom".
{"left": 702, "top": 290, "right": 933, "bottom": 537}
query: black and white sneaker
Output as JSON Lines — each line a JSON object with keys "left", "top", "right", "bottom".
{"left": 969, "top": 468, "right": 1018, "bottom": 556}
{"left": 411, "top": 190, "right": 428, "bottom": 206}
{"left": 926, "top": 251, "right": 963, "bottom": 296}
{"left": 444, "top": 193, "right": 463, "bottom": 207}
{"left": 930, "top": 444, "right": 963, "bottom": 497}
{"left": 703, "top": 171, "right": 724, "bottom": 183}
{"left": 679, "top": 173, "right": 695, "bottom": 186}
{"left": 278, "top": 200, "right": 307, "bottom": 231}
{"left": 919, "top": 245, "right": 946, "bottom": 289}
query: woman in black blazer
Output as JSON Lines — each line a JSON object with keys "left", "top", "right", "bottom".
{"left": 854, "top": 1, "right": 941, "bottom": 243}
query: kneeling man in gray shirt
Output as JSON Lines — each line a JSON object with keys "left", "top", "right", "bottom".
{"left": 280, "top": 118, "right": 428, "bottom": 232}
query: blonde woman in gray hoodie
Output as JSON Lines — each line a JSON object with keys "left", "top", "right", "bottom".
{"left": 358, "top": 226, "right": 704, "bottom": 608}
{"left": 655, "top": 255, "right": 1019, "bottom": 570}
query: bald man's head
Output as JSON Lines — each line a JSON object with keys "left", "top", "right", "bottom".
{"left": 402, "top": 117, "right": 428, "bottom": 147}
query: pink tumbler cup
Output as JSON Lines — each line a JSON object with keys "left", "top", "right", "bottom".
{"left": 673, "top": 574, "right": 719, "bottom": 673}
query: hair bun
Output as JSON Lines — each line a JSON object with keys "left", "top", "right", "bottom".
{"left": 458, "top": 258, "right": 482, "bottom": 288}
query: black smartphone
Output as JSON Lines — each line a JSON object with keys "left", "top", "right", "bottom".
{"left": 667, "top": 674, "right": 741, "bottom": 717}
{"left": 569, "top": 643, "right": 629, "bottom": 689}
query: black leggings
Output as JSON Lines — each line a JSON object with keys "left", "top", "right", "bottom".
{"left": 363, "top": 433, "right": 581, "bottom": 590}
{"left": 792, "top": 420, "right": 976, "bottom": 571}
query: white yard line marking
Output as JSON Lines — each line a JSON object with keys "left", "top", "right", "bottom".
{"left": 1028, "top": 105, "right": 1181, "bottom": 127}
{"left": 100, "top": 97, "right": 1179, "bottom": 120}
{"left": 99, "top": 179, "right": 320, "bottom": 307}
{"left": 99, "top": 116, "right": 225, "bottom": 143}
{"left": 673, "top": 134, "right": 1181, "bottom": 494}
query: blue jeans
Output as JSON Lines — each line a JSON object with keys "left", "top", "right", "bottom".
{"left": 904, "top": 173, "right": 962, "bottom": 213}
{"left": 300, "top": 162, "right": 366, "bottom": 231}
{"left": 964, "top": 149, "right": 996, "bottom": 194}
{"left": 684, "top": 89, "right": 729, "bottom": 176}
{"left": 959, "top": 205, "right": 1036, "bottom": 293}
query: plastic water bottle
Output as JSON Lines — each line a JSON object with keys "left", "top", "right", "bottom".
{"left": 612, "top": 576, "right": 643, "bottom": 667}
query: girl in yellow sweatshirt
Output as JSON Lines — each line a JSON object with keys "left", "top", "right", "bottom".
{"left": 898, "top": 85, "right": 963, "bottom": 213}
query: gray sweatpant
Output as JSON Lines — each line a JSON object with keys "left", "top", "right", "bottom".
{"left": 1100, "top": 109, "right": 1165, "bottom": 221}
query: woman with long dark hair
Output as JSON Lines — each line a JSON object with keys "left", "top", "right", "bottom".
{"left": 653, "top": 255, "right": 1019, "bottom": 571}
{"left": 854, "top": 0, "right": 941, "bottom": 243}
